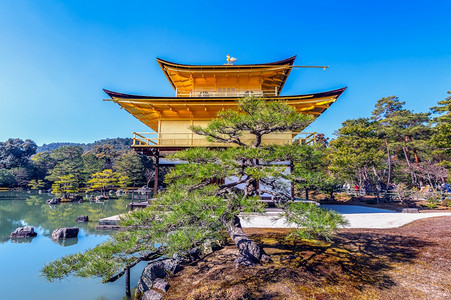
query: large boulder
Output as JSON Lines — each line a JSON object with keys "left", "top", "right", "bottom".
{"left": 135, "top": 247, "right": 205, "bottom": 299}
{"left": 141, "top": 290, "right": 162, "bottom": 300}
{"left": 51, "top": 227, "right": 79, "bottom": 240}
{"left": 76, "top": 215, "right": 89, "bottom": 222}
{"left": 136, "top": 259, "right": 181, "bottom": 296}
{"left": 152, "top": 278, "right": 169, "bottom": 292}
{"left": 10, "top": 226, "right": 37, "bottom": 238}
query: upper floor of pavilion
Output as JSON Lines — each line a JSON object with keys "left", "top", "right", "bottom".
{"left": 103, "top": 56, "right": 346, "bottom": 150}
{"left": 156, "top": 56, "right": 298, "bottom": 98}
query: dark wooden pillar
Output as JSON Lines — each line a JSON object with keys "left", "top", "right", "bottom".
{"left": 125, "top": 268, "right": 130, "bottom": 296}
{"left": 255, "top": 159, "right": 260, "bottom": 192}
{"left": 153, "top": 153, "right": 159, "bottom": 197}
{"left": 290, "top": 161, "right": 294, "bottom": 200}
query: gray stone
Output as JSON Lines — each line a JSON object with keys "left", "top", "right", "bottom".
{"left": 95, "top": 225, "right": 120, "bottom": 230}
{"left": 402, "top": 208, "right": 419, "bottom": 213}
{"left": 202, "top": 239, "right": 221, "bottom": 255}
{"left": 136, "top": 259, "right": 181, "bottom": 294}
{"left": 173, "top": 247, "right": 201, "bottom": 262}
{"left": 162, "top": 258, "right": 182, "bottom": 274}
{"left": 152, "top": 278, "right": 169, "bottom": 292}
{"left": 136, "top": 261, "right": 167, "bottom": 294}
{"left": 76, "top": 215, "right": 89, "bottom": 222}
{"left": 46, "top": 198, "right": 60, "bottom": 205}
{"left": 51, "top": 227, "right": 79, "bottom": 240}
{"left": 72, "top": 195, "right": 83, "bottom": 202}
{"left": 95, "top": 195, "right": 108, "bottom": 201}
{"left": 141, "top": 290, "right": 162, "bottom": 300}
{"left": 136, "top": 247, "right": 201, "bottom": 296}
{"left": 10, "top": 226, "right": 37, "bottom": 238}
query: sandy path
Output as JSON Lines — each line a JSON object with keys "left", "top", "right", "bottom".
{"left": 240, "top": 207, "right": 451, "bottom": 229}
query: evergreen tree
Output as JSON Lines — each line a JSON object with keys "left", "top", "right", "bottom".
{"left": 329, "top": 118, "right": 385, "bottom": 193}
{"left": 42, "top": 97, "right": 347, "bottom": 283}
{"left": 430, "top": 91, "right": 451, "bottom": 168}
{"left": 0, "top": 138, "right": 37, "bottom": 169}
{"left": 371, "top": 96, "right": 432, "bottom": 188}
{"left": 31, "top": 151, "right": 55, "bottom": 182}
{"left": 114, "top": 151, "right": 150, "bottom": 187}
{"left": 51, "top": 175, "right": 79, "bottom": 197}
{"left": 87, "top": 169, "right": 119, "bottom": 196}
{"left": 81, "top": 152, "right": 103, "bottom": 182}
{"left": 28, "top": 179, "right": 45, "bottom": 190}
{"left": 0, "top": 169, "right": 15, "bottom": 187}
{"left": 46, "top": 146, "right": 84, "bottom": 184}
{"left": 94, "top": 144, "right": 119, "bottom": 170}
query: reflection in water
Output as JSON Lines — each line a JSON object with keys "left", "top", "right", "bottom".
{"left": 10, "top": 236, "right": 36, "bottom": 243}
{"left": 0, "top": 191, "right": 139, "bottom": 300}
{"left": 53, "top": 237, "right": 79, "bottom": 247}
{"left": 0, "top": 191, "right": 131, "bottom": 243}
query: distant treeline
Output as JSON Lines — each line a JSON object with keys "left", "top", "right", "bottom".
{"left": 0, "top": 137, "right": 160, "bottom": 191}
{"left": 1, "top": 91, "right": 450, "bottom": 198}
{"left": 37, "top": 138, "right": 133, "bottom": 153}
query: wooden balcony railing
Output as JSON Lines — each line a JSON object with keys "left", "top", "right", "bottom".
{"left": 132, "top": 132, "right": 317, "bottom": 148}
{"left": 175, "top": 90, "right": 278, "bottom": 97}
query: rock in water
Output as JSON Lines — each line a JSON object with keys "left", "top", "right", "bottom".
{"left": 72, "top": 195, "right": 83, "bottom": 202}
{"left": 95, "top": 195, "right": 108, "bottom": 201}
{"left": 76, "top": 215, "right": 89, "bottom": 222}
{"left": 10, "top": 226, "right": 37, "bottom": 238}
{"left": 51, "top": 227, "right": 79, "bottom": 240}
{"left": 46, "top": 198, "right": 61, "bottom": 205}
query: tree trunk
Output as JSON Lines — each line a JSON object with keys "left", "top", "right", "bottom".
{"left": 125, "top": 268, "right": 130, "bottom": 296}
{"left": 385, "top": 140, "right": 391, "bottom": 187}
{"left": 221, "top": 215, "right": 271, "bottom": 266}
{"left": 402, "top": 145, "right": 417, "bottom": 187}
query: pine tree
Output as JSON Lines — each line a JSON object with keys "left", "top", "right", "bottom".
{"left": 87, "top": 169, "right": 119, "bottom": 196}
{"left": 42, "top": 97, "right": 347, "bottom": 283}
{"left": 329, "top": 118, "right": 385, "bottom": 193}
{"left": 430, "top": 91, "right": 451, "bottom": 168}
{"left": 51, "top": 175, "right": 79, "bottom": 198}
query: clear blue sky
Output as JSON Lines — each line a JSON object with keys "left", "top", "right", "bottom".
{"left": 0, "top": 0, "right": 450, "bottom": 145}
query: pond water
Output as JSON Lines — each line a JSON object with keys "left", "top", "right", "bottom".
{"left": 0, "top": 191, "right": 147, "bottom": 300}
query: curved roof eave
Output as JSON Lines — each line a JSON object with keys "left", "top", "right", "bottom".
{"left": 156, "top": 56, "right": 297, "bottom": 92}
{"left": 155, "top": 56, "right": 297, "bottom": 70}
{"left": 103, "top": 87, "right": 347, "bottom": 101}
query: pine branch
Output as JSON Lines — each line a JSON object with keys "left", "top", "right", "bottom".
{"left": 104, "top": 250, "right": 162, "bottom": 283}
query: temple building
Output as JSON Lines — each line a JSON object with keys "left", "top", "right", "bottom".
{"left": 104, "top": 56, "right": 346, "bottom": 194}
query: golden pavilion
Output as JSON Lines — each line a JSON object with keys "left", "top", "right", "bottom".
{"left": 104, "top": 55, "right": 346, "bottom": 193}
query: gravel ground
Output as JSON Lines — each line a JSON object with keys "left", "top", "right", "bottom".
{"left": 240, "top": 205, "right": 451, "bottom": 229}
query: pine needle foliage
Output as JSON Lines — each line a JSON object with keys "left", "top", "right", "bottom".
{"left": 42, "top": 96, "right": 347, "bottom": 282}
